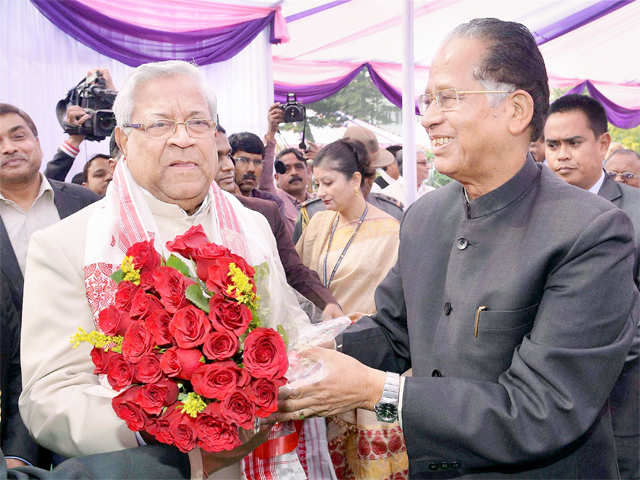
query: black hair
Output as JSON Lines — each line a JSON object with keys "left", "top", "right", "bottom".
{"left": 386, "top": 145, "right": 402, "bottom": 156}
{"left": 0, "top": 103, "right": 38, "bottom": 137}
{"left": 548, "top": 94, "right": 608, "bottom": 138}
{"left": 276, "top": 147, "right": 305, "bottom": 163}
{"left": 313, "top": 139, "right": 374, "bottom": 186}
{"left": 82, "top": 153, "right": 110, "bottom": 183}
{"left": 228, "top": 132, "right": 264, "bottom": 157}
{"left": 71, "top": 172, "right": 84, "bottom": 185}
{"left": 451, "top": 18, "right": 549, "bottom": 140}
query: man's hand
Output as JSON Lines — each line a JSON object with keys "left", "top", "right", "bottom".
{"left": 303, "top": 141, "right": 319, "bottom": 161}
{"left": 266, "top": 103, "right": 284, "bottom": 141}
{"left": 201, "top": 425, "right": 271, "bottom": 476}
{"left": 86, "top": 68, "right": 116, "bottom": 91}
{"left": 321, "top": 303, "right": 343, "bottom": 320}
{"left": 65, "top": 105, "right": 91, "bottom": 147}
{"left": 5, "top": 458, "right": 28, "bottom": 469}
{"left": 271, "top": 347, "right": 386, "bottom": 422}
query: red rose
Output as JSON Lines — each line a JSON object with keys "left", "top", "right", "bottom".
{"left": 112, "top": 386, "right": 149, "bottom": 431}
{"left": 192, "top": 243, "right": 232, "bottom": 282}
{"left": 152, "top": 266, "right": 189, "bottom": 314}
{"left": 126, "top": 239, "right": 161, "bottom": 273}
{"left": 196, "top": 403, "right": 241, "bottom": 452}
{"left": 159, "top": 347, "right": 203, "bottom": 380}
{"left": 90, "top": 347, "right": 119, "bottom": 374}
{"left": 145, "top": 309, "right": 173, "bottom": 346}
{"left": 204, "top": 254, "right": 255, "bottom": 297}
{"left": 121, "top": 322, "right": 155, "bottom": 364}
{"left": 134, "top": 353, "right": 163, "bottom": 384}
{"left": 154, "top": 402, "right": 182, "bottom": 445}
{"left": 243, "top": 328, "right": 288, "bottom": 380}
{"left": 166, "top": 225, "right": 210, "bottom": 260}
{"left": 106, "top": 355, "right": 135, "bottom": 391}
{"left": 129, "top": 290, "right": 164, "bottom": 321}
{"left": 136, "top": 382, "right": 171, "bottom": 415}
{"left": 169, "top": 305, "right": 211, "bottom": 349}
{"left": 249, "top": 377, "right": 286, "bottom": 417}
{"left": 154, "top": 376, "right": 179, "bottom": 405}
{"left": 169, "top": 411, "right": 198, "bottom": 453}
{"left": 114, "top": 281, "right": 140, "bottom": 311}
{"left": 139, "top": 269, "right": 155, "bottom": 292}
{"left": 220, "top": 389, "right": 255, "bottom": 429}
{"left": 202, "top": 329, "right": 239, "bottom": 361}
{"left": 191, "top": 361, "right": 241, "bottom": 401}
{"left": 97, "top": 305, "right": 131, "bottom": 336}
{"left": 208, "top": 295, "right": 252, "bottom": 336}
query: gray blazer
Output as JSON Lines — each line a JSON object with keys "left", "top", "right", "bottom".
{"left": 599, "top": 174, "right": 640, "bottom": 480}
{"left": 343, "top": 158, "right": 637, "bottom": 478}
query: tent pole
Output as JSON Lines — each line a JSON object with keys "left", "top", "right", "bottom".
{"left": 402, "top": 0, "right": 417, "bottom": 206}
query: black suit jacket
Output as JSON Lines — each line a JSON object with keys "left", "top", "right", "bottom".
{"left": 1, "top": 444, "right": 189, "bottom": 480}
{"left": 0, "top": 179, "right": 98, "bottom": 465}
{"left": 598, "top": 174, "right": 640, "bottom": 480}
{"left": 43, "top": 150, "right": 74, "bottom": 183}
{"left": 0, "top": 179, "right": 99, "bottom": 310}
{"left": 236, "top": 195, "right": 337, "bottom": 310}
{"left": 343, "top": 159, "right": 636, "bottom": 478}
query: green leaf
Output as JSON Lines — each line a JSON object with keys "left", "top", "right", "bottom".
{"left": 110, "top": 269, "right": 125, "bottom": 284}
{"left": 277, "top": 325, "right": 289, "bottom": 349}
{"left": 166, "top": 254, "right": 192, "bottom": 277}
{"left": 186, "top": 284, "right": 210, "bottom": 313}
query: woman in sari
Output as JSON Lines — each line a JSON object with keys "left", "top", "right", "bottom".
{"left": 296, "top": 139, "right": 408, "bottom": 480}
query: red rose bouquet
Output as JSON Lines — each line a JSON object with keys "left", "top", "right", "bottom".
{"left": 71, "top": 225, "right": 288, "bottom": 453}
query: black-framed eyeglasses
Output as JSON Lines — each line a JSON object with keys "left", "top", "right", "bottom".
{"left": 123, "top": 118, "right": 215, "bottom": 138}
{"left": 416, "top": 88, "right": 513, "bottom": 115}
{"left": 606, "top": 170, "right": 637, "bottom": 181}
{"left": 232, "top": 156, "right": 263, "bottom": 168}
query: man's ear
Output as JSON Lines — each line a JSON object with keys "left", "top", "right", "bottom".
{"left": 598, "top": 131, "right": 611, "bottom": 158}
{"left": 115, "top": 126, "right": 128, "bottom": 158}
{"left": 507, "top": 90, "right": 534, "bottom": 137}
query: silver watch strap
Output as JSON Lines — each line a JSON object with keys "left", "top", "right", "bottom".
{"left": 379, "top": 371, "right": 400, "bottom": 406}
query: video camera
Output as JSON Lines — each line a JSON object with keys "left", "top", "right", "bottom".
{"left": 56, "top": 71, "right": 117, "bottom": 142}
{"left": 282, "top": 92, "right": 306, "bottom": 123}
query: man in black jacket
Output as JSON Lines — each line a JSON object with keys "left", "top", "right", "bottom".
{"left": 0, "top": 103, "right": 99, "bottom": 467}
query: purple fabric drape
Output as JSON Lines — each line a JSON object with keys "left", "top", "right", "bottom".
{"left": 285, "top": 0, "right": 352, "bottom": 23}
{"left": 533, "top": 0, "right": 634, "bottom": 45}
{"left": 30, "top": 0, "right": 277, "bottom": 66}
{"left": 274, "top": 64, "right": 366, "bottom": 104}
{"left": 564, "top": 81, "right": 640, "bottom": 128}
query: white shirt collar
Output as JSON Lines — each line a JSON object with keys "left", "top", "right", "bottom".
{"left": 588, "top": 169, "right": 606, "bottom": 195}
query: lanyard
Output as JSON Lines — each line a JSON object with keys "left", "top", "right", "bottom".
{"left": 322, "top": 203, "right": 369, "bottom": 288}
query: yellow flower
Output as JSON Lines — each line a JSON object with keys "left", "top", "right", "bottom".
{"left": 70, "top": 327, "right": 123, "bottom": 353}
{"left": 180, "top": 392, "right": 207, "bottom": 418}
{"left": 121, "top": 255, "right": 141, "bottom": 285}
{"left": 225, "top": 262, "right": 257, "bottom": 307}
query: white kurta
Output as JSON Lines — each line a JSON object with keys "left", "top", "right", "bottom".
{"left": 19, "top": 189, "right": 308, "bottom": 472}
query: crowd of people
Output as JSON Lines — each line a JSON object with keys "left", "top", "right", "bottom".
{"left": 0, "top": 16, "right": 639, "bottom": 480}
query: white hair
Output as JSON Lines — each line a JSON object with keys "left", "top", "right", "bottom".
{"left": 113, "top": 60, "right": 217, "bottom": 127}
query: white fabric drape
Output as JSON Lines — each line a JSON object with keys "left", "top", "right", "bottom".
{"left": 1, "top": 0, "right": 274, "bottom": 181}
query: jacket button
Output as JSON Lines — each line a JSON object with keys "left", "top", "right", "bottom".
{"left": 428, "top": 462, "right": 439, "bottom": 471}
{"left": 451, "top": 462, "right": 461, "bottom": 469}
{"left": 432, "top": 369, "right": 442, "bottom": 377}
{"left": 456, "top": 237, "right": 468, "bottom": 250}
{"left": 443, "top": 302, "right": 452, "bottom": 315}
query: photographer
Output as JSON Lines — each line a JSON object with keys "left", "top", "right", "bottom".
{"left": 45, "top": 68, "right": 116, "bottom": 183}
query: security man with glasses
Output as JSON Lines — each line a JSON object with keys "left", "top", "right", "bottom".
{"left": 606, "top": 148, "right": 640, "bottom": 189}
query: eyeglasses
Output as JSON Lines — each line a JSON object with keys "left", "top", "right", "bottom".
{"left": 123, "top": 118, "right": 215, "bottom": 138}
{"left": 417, "top": 88, "right": 513, "bottom": 115}
{"left": 606, "top": 170, "right": 637, "bottom": 181}
{"left": 232, "top": 156, "right": 263, "bottom": 168}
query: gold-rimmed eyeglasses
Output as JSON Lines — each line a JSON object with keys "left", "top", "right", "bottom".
{"left": 123, "top": 118, "right": 215, "bottom": 138}
{"left": 417, "top": 88, "right": 513, "bottom": 115}
{"left": 606, "top": 170, "right": 637, "bottom": 181}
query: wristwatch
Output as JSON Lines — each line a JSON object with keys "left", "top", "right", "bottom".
{"left": 374, "top": 371, "right": 400, "bottom": 423}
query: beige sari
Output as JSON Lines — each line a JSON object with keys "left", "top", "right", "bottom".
{"left": 296, "top": 205, "right": 409, "bottom": 480}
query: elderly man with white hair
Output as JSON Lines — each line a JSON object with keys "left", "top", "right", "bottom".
{"left": 19, "top": 61, "right": 320, "bottom": 479}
